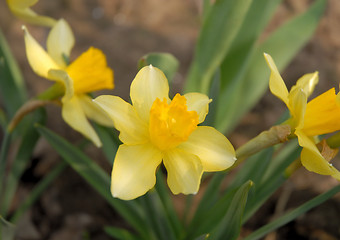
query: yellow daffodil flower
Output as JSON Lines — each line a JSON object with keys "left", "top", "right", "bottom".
{"left": 264, "top": 53, "right": 340, "bottom": 180}
{"left": 7, "top": 0, "right": 56, "bottom": 27}
{"left": 23, "top": 19, "right": 114, "bottom": 147}
{"left": 93, "top": 66, "right": 236, "bottom": 200}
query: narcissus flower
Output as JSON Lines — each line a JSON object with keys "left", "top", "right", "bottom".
{"left": 23, "top": 19, "right": 114, "bottom": 147}
{"left": 264, "top": 53, "right": 340, "bottom": 180}
{"left": 7, "top": 0, "right": 56, "bottom": 27}
{"left": 94, "top": 66, "right": 236, "bottom": 200}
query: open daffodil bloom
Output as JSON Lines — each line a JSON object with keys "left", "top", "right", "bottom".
{"left": 94, "top": 66, "right": 236, "bottom": 200}
{"left": 23, "top": 19, "right": 114, "bottom": 147}
{"left": 264, "top": 53, "right": 340, "bottom": 180}
{"left": 7, "top": 0, "right": 56, "bottom": 27}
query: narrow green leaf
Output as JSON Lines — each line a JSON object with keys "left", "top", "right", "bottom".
{"left": 220, "top": 0, "right": 281, "bottom": 90}
{"left": 203, "top": 69, "right": 220, "bottom": 127}
{"left": 92, "top": 124, "right": 120, "bottom": 164}
{"left": 0, "top": 108, "right": 7, "bottom": 130}
{"left": 0, "top": 216, "right": 15, "bottom": 240}
{"left": 186, "top": 187, "right": 236, "bottom": 239}
{"left": 216, "top": 0, "right": 327, "bottom": 133}
{"left": 139, "top": 192, "right": 177, "bottom": 240}
{"left": 104, "top": 226, "right": 140, "bottom": 240}
{"left": 244, "top": 185, "right": 340, "bottom": 240}
{"left": 10, "top": 162, "right": 67, "bottom": 223}
{"left": 190, "top": 172, "right": 225, "bottom": 228}
{"left": 243, "top": 143, "right": 301, "bottom": 222}
{"left": 209, "top": 181, "right": 253, "bottom": 240}
{"left": 155, "top": 172, "right": 182, "bottom": 237}
{"left": 1, "top": 108, "right": 46, "bottom": 217}
{"left": 36, "top": 125, "right": 152, "bottom": 240}
{"left": 138, "top": 53, "right": 179, "bottom": 84}
{"left": 230, "top": 148, "right": 274, "bottom": 189}
{"left": 184, "top": 0, "right": 253, "bottom": 93}
{"left": 0, "top": 29, "right": 27, "bottom": 118}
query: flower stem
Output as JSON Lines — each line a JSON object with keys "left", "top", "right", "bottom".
{"left": 234, "top": 125, "right": 291, "bottom": 166}
{"left": 7, "top": 99, "right": 58, "bottom": 132}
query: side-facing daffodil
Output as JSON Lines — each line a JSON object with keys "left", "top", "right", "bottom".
{"left": 93, "top": 66, "right": 236, "bottom": 200}
{"left": 23, "top": 19, "right": 114, "bottom": 147}
{"left": 7, "top": 0, "right": 56, "bottom": 27}
{"left": 264, "top": 53, "right": 340, "bottom": 180}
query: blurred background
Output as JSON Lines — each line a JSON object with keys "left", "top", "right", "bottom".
{"left": 1, "top": 0, "right": 340, "bottom": 239}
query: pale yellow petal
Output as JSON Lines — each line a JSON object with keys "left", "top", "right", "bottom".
{"left": 292, "top": 72, "right": 318, "bottom": 98}
{"left": 163, "top": 148, "right": 203, "bottom": 195}
{"left": 7, "top": 0, "right": 38, "bottom": 8}
{"left": 111, "top": 143, "right": 162, "bottom": 200}
{"left": 264, "top": 53, "right": 289, "bottom": 106}
{"left": 178, "top": 126, "right": 236, "bottom": 172}
{"left": 62, "top": 96, "right": 101, "bottom": 147}
{"left": 23, "top": 26, "right": 60, "bottom": 78}
{"left": 7, "top": 0, "right": 56, "bottom": 27}
{"left": 93, "top": 95, "right": 149, "bottom": 145}
{"left": 288, "top": 87, "right": 307, "bottom": 130}
{"left": 47, "top": 69, "right": 73, "bottom": 101}
{"left": 296, "top": 130, "right": 340, "bottom": 180}
{"left": 78, "top": 94, "right": 114, "bottom": 127}
{"left": 130, "top": 65, "right": 170, "bottom": 123}
{"left": 184, "top": 93, "right": 211, "bottom": 124}
{"left": 10, "top": 8, "right": 56, "bottom": 27}
{"left": 47, "top": 19, "right": 75, "bottom": 68}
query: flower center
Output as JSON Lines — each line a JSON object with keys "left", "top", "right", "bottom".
{"left": 303, "top": 88, "right": 340, "bottom": 136}
{"left": 149, "top": 93, "right": 199, "bottom": 151}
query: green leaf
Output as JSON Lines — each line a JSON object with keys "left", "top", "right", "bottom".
{"left": 216, "top": 0, "right": 327, "bottom": 133}
{"left": 220, "top": 0, "right": 281, "bottom": 91}
{"left": 0, "top": 29, "right": 27, "bottom": 118}
{"left": 0, "top": 216, "right": 15, "bottom": 240}
{"left": 36, "top": 125, "right": 152, "bottom": 240}
{"left": 92, "top": 124, "right": 120, "bottom": 164}
{"left": 104, "top": 226, "right": 140, "bottom": 240}
{"left": 1, "top": 108, "right": 46, "bottom": 217}
{"left": 187, "top": 187, "right": 236, "bottom": 239}
{"left": 243, "top": 142, "right": 301, "bottom": 222}
{"left": 209, "top": 181, "right": 253, "bottom": 240}
{"left": 10, "top": 161, "right": 67, "bottom": 223}
{"left": 244, "top": 185, "right": 340, "bottom": 240}
{"left": 190, "top": 172, "right": 225, "bottom": 228}
{"left": 139, "top": 192, "right": 177, "bottom": 240}
{"left": 230, "top": 148, "right": 274, "bottom": 189}
{"left": 154, "top": 172, "right": 182, "bottom": 237}
{"left": 184, "top": 0, "right": 253, "bottom": 94}
{"left": 138, "top": 53, "right": 179, "bottom": 84}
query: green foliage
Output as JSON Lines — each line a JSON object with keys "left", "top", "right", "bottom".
{"left": 138, "top": 52, "right": 179, "bottom": 85}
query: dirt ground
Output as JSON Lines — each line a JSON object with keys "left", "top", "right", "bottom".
{"left": 1, "top": 0, "right": 340, "bottom": 239}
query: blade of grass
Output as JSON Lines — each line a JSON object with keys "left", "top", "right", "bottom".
{"left": 92, "top": 124, "right": 120, "bottom": 164}
{"left": 0, "top": 216, "right": 15, "bottom": 240}
{"left": 1, "top": 108, "right": 46, "bottom": 217}
{"left": 154, "top": 172, "right": 182, "bottom": 237}
{"left": 216, "top": 0, "right": 327, "bottom": 133}
{"left": 184, "top": 0, "right": 253, "bottom": 93}
{"left": 36, "top": 124, "right": 152, "bottom": 240}
{"left": 104, "top": 226, "right": 140, "bottom": 240}
{"left": 244, "top": 185, "right": 340, "bottom": 240}
{"left": 209, "top": 181, "right": 253, "bottom": 240}
{"left": 10, "top": 161, "right": 67, "bottom": 223}
{"left": 139, "top": 192, "right": 177, "bottom": 240}
{"left": 0, "top": 29, "right": 27, "bottom": 118}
